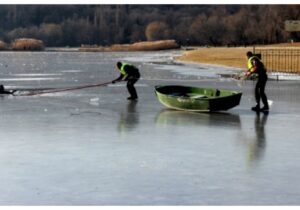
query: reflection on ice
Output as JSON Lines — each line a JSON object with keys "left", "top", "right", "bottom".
{"left": 239, "top": 111, "right": 268, "bottom": 168}
{"left": 155, "top": 109, "right": 241, "bottom": 128}
{"left": 70, "top": 109, "right": 102, "bottom": 116}
{"left": 118, "top": 101, "right": 139, "bottom": 134}
{"left": 248, "top": 112, "right": 268, "bottom": 167}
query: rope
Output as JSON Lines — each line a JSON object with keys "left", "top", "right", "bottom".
{"left": 20, "top": 81, "right": 114, "bottom": 96}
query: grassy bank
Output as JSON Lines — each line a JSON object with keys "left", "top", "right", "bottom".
{"left": 178, "top": 47, "right": 251, "bottom": 69}
{"left": 178, "top": 43, "right": 300, "bottom": 73}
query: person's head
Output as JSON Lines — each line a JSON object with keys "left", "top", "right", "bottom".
{"left": 116, "top": 61, "right": 122, "bottom": 69}
{"left": 246, "top": 51, "right": 253, "bottom": 58}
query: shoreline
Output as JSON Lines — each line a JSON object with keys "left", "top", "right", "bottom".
{"left": 2, "top": 44, "right": 300, "bottom": 78}
{"left": 176, "top": 47, "right": 253, "bottom": 69}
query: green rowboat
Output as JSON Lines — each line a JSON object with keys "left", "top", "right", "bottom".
{"left": 155, "top": 85, "right": 242, "bottom": 112}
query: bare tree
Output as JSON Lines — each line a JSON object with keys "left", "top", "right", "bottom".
{"left": 39, "top": 23, "right": 63, "bottom": 46}
{"left": 2, "top": 5, "right": 300, "bottom": 46}
{"left": 189, "top": 14, "right": 207, "bottom": 45}
{"left": 145, "top": 21, "right": 171, "bottom": 41}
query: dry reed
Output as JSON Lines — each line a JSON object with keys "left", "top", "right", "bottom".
{"left": 79, "top": 39, "right": 179, "bottom": 52}
{"left": 11, "top": 38, "right": 44, "bottom": 51}
{"left": 0, "top": 41, "right": 7, "bottom": 50}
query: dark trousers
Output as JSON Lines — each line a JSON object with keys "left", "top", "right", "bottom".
{"left": 255, "top": 75, "right": 268, "bottom": 108}
{"left": 127, "top": 78, "right": 139, "bottom": 98}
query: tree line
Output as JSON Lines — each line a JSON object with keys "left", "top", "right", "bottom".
{"left": 0, "top": 5, "right": 299, "bottom": 47}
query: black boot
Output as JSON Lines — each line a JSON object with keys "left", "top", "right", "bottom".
{"left": 127, "top": 96, "right": 138, "bottom": 100}
{"left": 251, "top": 105, "right": 260, "bottom": 112}
{"left": 260, "top": 106, "right": 269, "bottom": 112}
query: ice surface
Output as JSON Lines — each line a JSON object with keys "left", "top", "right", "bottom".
{"left": 0, "top": 50, "right": 300, "bottom": 205}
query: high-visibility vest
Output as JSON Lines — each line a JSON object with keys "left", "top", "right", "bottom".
{"left": 119, "top": 63, "right": 133, "bottom": 76}
{"left": 247, "top": 56, "right": 259, "bottom": 73}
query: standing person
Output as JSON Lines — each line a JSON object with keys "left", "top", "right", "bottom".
{"left": 112, "top": 61, "right": 140, "bottom": 100}
{"left": 246, "top": 51, "right": 269, "bottom": 112}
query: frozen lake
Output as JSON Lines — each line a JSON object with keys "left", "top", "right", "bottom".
{"left": 0, "top": 50, "right": 300, "bottom": 205}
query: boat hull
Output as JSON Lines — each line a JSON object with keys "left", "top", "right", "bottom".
{"left": 155, "top": 85, "right": 242, "bottom": 112}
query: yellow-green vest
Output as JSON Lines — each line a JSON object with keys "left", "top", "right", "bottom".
{"left": 247, "top": 56, "right": 260, "bottom": 72}
{"left": 119, "top": 63, "right": 132, "bottom": 76}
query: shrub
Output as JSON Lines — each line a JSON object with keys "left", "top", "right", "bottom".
{"left": 0, "top": 41, "right": 7, "bottom": 50}
{"left": 11, "top": 38, "right": 44, "bottom": 51}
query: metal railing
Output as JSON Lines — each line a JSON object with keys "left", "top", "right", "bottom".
{"left": 255, "top": 48, "right": 300, "bottom": 75}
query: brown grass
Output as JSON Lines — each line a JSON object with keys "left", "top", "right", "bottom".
{"left": 79, "top": 40, "right": 179, "bottom": 52}
{"left": 0, "top": 41, "right": 7, "bottom": 50}
{"left": 178, "top": 47, "right": 251, "bottom": 69}
{"left": 11, "top": 38, "right": 44, "bottom": 51}
{"left": 178, "top": 43, "right": 300, "bottom": 73}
